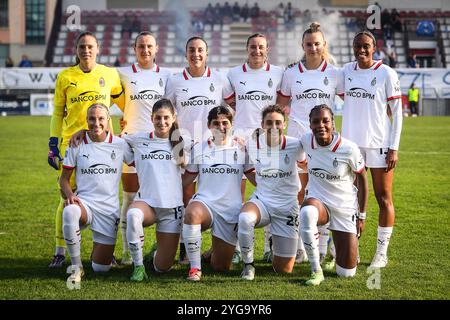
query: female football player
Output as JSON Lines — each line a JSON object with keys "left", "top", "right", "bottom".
{"left": 60, "top": 104, "right": 131, "bottom": 289}
{"left": 182, "top": 106, "right": 255, "bottom": 281}
{"left": 341, "top": 30, "right": 402, "bottom": 269}
{"left": 299, "top": 104, "right": 368, "bottom": 286}
{"left": 48, "top": 31, "right": 123, "bottom": 268}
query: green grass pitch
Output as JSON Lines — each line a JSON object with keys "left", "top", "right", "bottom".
{"left": 0, "top": 115, "right": 448, "bottom": 299}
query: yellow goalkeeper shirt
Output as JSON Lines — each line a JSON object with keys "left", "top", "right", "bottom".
{"left": 50, "top": 64, "right": 123, "bottom": 143}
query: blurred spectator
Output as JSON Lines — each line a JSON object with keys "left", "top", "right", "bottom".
{"left": 241, "top": 3, "right": 249, "bottom": 22}
{"left": 5, "top": 56, "right": 14, "bottom": 67}
{"left": 193, "top": 19, "right": 204, "bottom": 34}
{"left": 121, "top": 15, "right": 132, "bottom": 35}
{"left": 131, "top": 17, "right": 141, "bottom": 33}
{"left": 114, "top": 57, "right": 121, "bottom": 67}
{"left": 373, "top": 47, "right": 386, "bottom": 62}
{"left": 276, "top": 3, "right": 284, "bottom": 18}
{"left": 388, "top": 50, "right": 397, "bottom": 68}
{"left": 250, "top": 3, "right": 260, "bottom": 19}
{"left": 222, "top": 2, "right": 233, "bottom": 23}
{"left": 204, "top": 3, "right": 215, "bottom": 28}
{"left": 408, "top": 83, "right": 419, "bottom": 116}
{"left": 407, "top": 54, "right": 419, "bottom": 68}
{"left": 381, "top": 9, "right": 391, "bottom": 28}
{"left": 214, "top": 3, "right": 223, "bottom": 27}
{"left": 232, "top": 2, "right": 241, "bottom": 21}
{"left": 391, "top": 9, "right": 402, "bottom": 32}
{"left": 18, "top": 54, "right": 32, "bottom": 67}
{"left": 284, "top": 2, "right": 294, "bottom": 30}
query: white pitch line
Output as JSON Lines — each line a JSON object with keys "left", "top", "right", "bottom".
{"left": 399, "top": 151, "right": 450, "bottom": 155}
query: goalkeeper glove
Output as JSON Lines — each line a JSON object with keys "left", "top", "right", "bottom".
{"left": 48, "top": 137, "right": 62, "bottom": 170}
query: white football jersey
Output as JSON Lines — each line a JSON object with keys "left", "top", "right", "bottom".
{"left": 341, "top": 61, "right": 402, "bottom": 149}
{"left": 63, "top": 132, "right": 131, "bottom": 217}
{"left": 301, "top": 132, "right": 365, "bottom": 210}
{"left": 165, "top": 66, "right": 234, "bottom": 142}
{"left": 246, "top": 133, "right": 306, "bottom": 208}
{"left": 118, "top": 63, "right": 171, "bottom": 134}
{"left": 123, "top": 131, "right": 184, "bottom": 208}
{"left": 186, "top": 138, "right": 254, "bottom": 223}
{"left": 227, "top": 62, "right": 283, "bottom": 131}
{"left": 279, "top": 60, "right": 344, "bottom": 135}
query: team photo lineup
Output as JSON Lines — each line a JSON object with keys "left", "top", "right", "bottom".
{"left": 45, "top": 18, "right": 402, "bottom": 290}
{"left": 3, "top": 0, "right": 450, "bottom": 302}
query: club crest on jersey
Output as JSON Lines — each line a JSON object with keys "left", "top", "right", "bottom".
{"left": 210, "top": 83, "right": 215, "bottom": 92}
{"left": 99, "top": 77, "right": 105, "bottom": 87}
{"left": 268, "top": 78, "right": 273, "bottom": 88}
{"left": 323, "top": 77, "right": 329, "bottom": 86}
{"left": 333, "top": 158, "right": 338, "bottom": 168}
{"left": 159, "top": 78, "right": 163, "bottom": 87}
{"left": 111, "top": 150, "right": 116, "bottom": 160}
{"left": 284, "top": 154, "right": 290, "bottom": 164}
{"left": 371, "top": 77, "right": 377, "bottom": 86}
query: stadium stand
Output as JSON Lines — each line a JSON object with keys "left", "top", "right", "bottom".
{"left": 48, "top": 8, "right": 450, "bottom": 68}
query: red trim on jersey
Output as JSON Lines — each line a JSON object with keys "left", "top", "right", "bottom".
{"left": 387, "top": 95, "right": 402, "bottom": 101}
{"left": 266, "top": 63, "right": 270, "bottom": 71}
{"left": 354, "top": 167, "right": 365, "bottom": 174}
{"left": 132, "top": 64, "right": 138, "bottom": 73}
{"left": 83, "top": 135, "right": 88, "bottom": 144}
{"left": 373, "top": 61, "right": 383, "bottom": 70}
{"left": 337, "top": 93, "right": 345, "bottom": 97}
{"left": 185, "top": 169, "right": 199, "bottom": 175}
{"left": 155, "top": 65, "right": 160, "bottom": 73}
{"left": 207, "top": 66, "right": 211, "bottom": 77}
{"left": 332, "top": 135, "right": 342, "bottom": 152}
{"left": 321, "top": 61, "right": 328, "bottom": 72}
{"left": 150, "top": 131, "right": 154, "bottom": 139}
{"left": 108, "top": 133, "right": 113, "bottom": 143}
{"left": 244, "top": 168, "right": 255, "bottom": 174}
{"left": 63, "top": 165, "right": 75, "bottom": 169}
{"left": 242, "top": 64, "right": 247, "bottom": 72}
{"left": 224, "top": 92, "right": 235, "bottom": 101}
{"left": 298, "top": 63, "right": 304, "bottom": 73}
{"left": 277, "top": 90, "right": 290, "bottom": 98}
{"left": 183, "top": 69, "right": 189, "bottom": 80}
{"left": 281, "top": 135, "right": 287, "bottom": 150}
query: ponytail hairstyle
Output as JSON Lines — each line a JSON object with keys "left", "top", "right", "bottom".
{"left": 309, "top": 104, "right": 335, "bottom": 130}
{"left": 152, "top": 99, "right": 185, "bottom": 166}
{"left": 74, "top": 31, "right": 99, "bottom": 66}
{"left": 301, "top": 21, "right": 330, "bottom": 63}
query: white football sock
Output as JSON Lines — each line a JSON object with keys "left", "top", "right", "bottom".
{"left": 300, "top": 205, "right": 321, "bottom": 273}
{"left": 376, "top": 226, "right": 393, "bottom": 256}
{"left": 127, "top": 208, "right": 144, "bottom": 266}
{"left": 263, "top": 224, "right": 271, "bottom": 253}
{"left": 120, "top": 191, "right": 135, "bottom": 254}
{"left": 238, "top": 213, "right": 257, "bottom": 264}
{"left": 62, "top": 204, "right": 82, "bottom": 266}
{"left": 336, "top": 264, "right": 357, "bottom": 277}
{"left": 183, "top": 224, "right": 202, "bottom": 270}
{"left": 318, "top": 224, "right": 330, "bottom": 256}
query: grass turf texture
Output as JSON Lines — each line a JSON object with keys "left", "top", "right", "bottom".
{"left": 0, "top": 116, "right": 448, "bottom": 299}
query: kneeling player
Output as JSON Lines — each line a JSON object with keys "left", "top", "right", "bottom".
{"left": 124, "top": 99, "right": 186, "bottom": 281}
{"left": 300, "top": 104, "right": 368, "bottom": 286}
{"left": 60, "top": 104, "right": 131, "bottom": 289}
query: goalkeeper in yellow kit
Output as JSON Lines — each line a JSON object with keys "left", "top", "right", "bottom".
{"left": 48, "top": 31, "right": 123, "bottom": 267}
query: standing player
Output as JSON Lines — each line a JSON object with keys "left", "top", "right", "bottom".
{"left": 341, "top": 30, "right": 402, "bottom": 269}
{"left": 60, "top": 104, "right": 131, "bottom": 289}
{"left": 277, "top": 22, "right": 344, "bottom": 265}
{"left": 238, "top": 105, "right": 306, "bottom": 281}
{"left": 115, "top": 31, "right": 171, "bottom": 265}
{"left": 48, "top": 31, "right": 123, "bottom": 268}
{"left": 299, "top": 104, "right": 368, "bottom": 286}
{"left": 182, "top": 106, "right": 255, "bottom": 281}
{"left": 165, "top": 36, "right": 234, "bottom": 263}
{"left": 227, "top": 33, "right": 283, "bottom": 263}
{"left": 124, "top": 99, "right": 185, "bottom": 281}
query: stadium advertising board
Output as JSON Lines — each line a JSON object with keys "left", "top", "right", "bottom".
{"left": 0, "top": 92, "right": 30, "bottom": 115}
